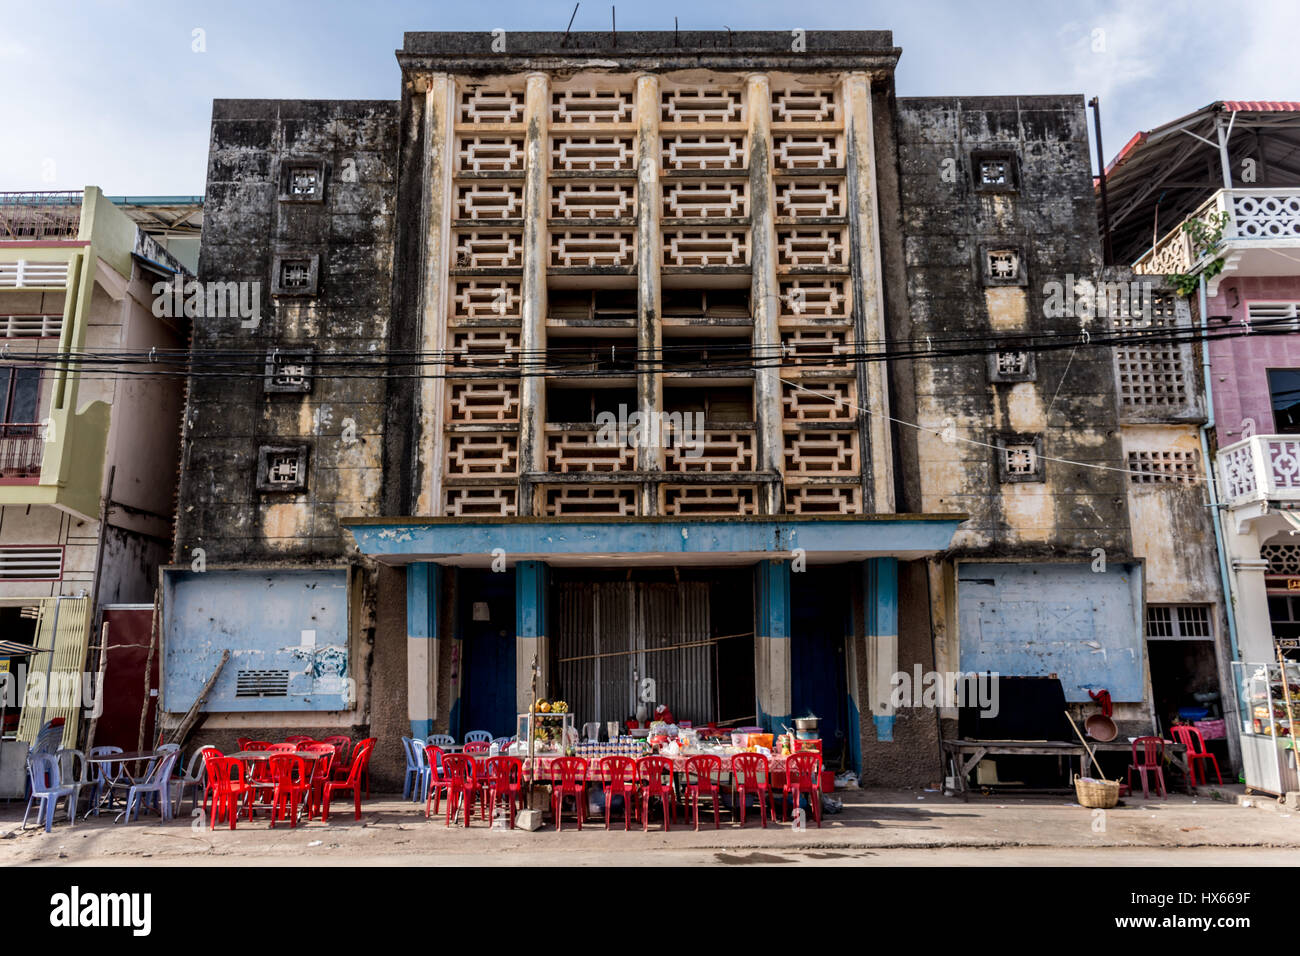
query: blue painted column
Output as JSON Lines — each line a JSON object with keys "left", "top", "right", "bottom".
{"left": 845, "top": 579, "right": 864, "bottom": 775}
{"left": 865, "top": 557, "right": 899, "bottom": 742}
{"left": 515, "top": 560, "right": 549, "bottom": 715}
{"left": 406, "top": 563, "right": 441, "bottom": 739}
{"left": 754, "top": 559, "right": 792, "bottom": 734}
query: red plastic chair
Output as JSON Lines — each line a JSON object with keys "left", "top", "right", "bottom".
{"left": 730, "top": 753, "right": 772, "bottom": 828}
{"left": 1126, "top": 736, "right": 1168, "bottom": 799}
{"left": 779, "top": 752, "right": 822, "bottom": 827}
{"left": 485, "top": 756, "right": 524, "bottom": 829}
{"left": 266, "top": 743, "right": 298, "bottom": 753}
{"left": 463, "top": 741, "right": 491, "bottom": 755}
{"left": 297, "top": 744, "right": 335, "bottom": 819}
{"left": 550, "top": 756, "right": 589, "bottom": 832}
{"left": 285, "top": 735, "right": 314, "bottom": 745}
{"left": 244, "top": 741, "right": 271, "bottom": 751}
{"left": 200, "top": 747, "right": 226, "bottom": 817}
{"left": 1170, "top": 725, "right": 1222, "bottom": 787}
{"left": 424, "top": 745, "right": 454, "bottom": 819}
{"left": 441, "top": 753, "right": 484, "bottom": 827}
{"left": 209, "top": 757, "right": 254, "bottom": 830}
{"left": 599, "top": 756, "right": 638, "bottom": 830}
{"left": 325, "top": 736, "right": 354, "bottom": 780}
{"left": 683, "top": 755, "right": 723, "bottom": 831}
{"left": 236, "top": 737, "right": 252, "bottom": 752}
{"left": 636, "top": 756, "right": 675, "bottom": 832}
{"left": 322, "top": 740, "right": 374, "bottom": 821}
{"left": 355, "top": 737, "right": 377, "bottom": 796}
{"left": 268, "top": 754, "right": 310, "bottom": 828}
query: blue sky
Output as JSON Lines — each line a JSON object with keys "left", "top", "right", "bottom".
{"left": 1, "top": 0, "right": 1296, "bottom": 194}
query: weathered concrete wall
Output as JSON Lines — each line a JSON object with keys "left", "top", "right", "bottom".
{"left": 897, "top": 95, "right": 1130, "bottom": 560}
{"left": 177, "top": 99, "right": 399, "bottom": 562}
{"left": 171, "top": 98, "right": 400, "bottom": 745}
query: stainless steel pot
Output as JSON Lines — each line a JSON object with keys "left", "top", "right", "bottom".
{"left": 794, "top": 717, "right": 819, "bottom": 732}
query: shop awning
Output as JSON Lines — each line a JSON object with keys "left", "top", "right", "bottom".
{"left": 0, "top": 639, "right": 47, "bottom": 656}
{"left": 342, "top": 514, "right": 967, "bottom": 567}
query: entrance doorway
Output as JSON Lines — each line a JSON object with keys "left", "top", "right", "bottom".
{"left": 551, "top": 568, "right": 754, "bottom": 730}
{"left": 458, "top": 570, "right": 517, "bottom": 740}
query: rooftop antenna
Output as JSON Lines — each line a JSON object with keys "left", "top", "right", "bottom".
{"left": 611, "top": 6, "right": 617, "bottom": 47}
{"left": 561, "top": 3, "right": 579, "bottom": 48}
{"left": 725, "top": 25, "right": 732, "bottom": 46}
{"left": 675, "top": 16, "right": 679, "bottom": 46}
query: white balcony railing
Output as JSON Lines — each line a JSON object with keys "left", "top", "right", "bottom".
{"left": 1219, "top": 434, "right": 1300, "bottom": 507}
{"left": 0, "top": 260, "right": 70, "bottom": 289}
{"left": 1134, "top": 188, "right": 1300, "bottom": 277}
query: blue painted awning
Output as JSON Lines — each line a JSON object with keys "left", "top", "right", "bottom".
{"left": 342, "top": 515, "right": 966, "bottom": 567}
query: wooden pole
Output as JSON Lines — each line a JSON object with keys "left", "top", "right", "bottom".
{"left": 167, "top": 649, "right": 229, "bottom": 748}
{"left": 82, "top": 621, "right": 110, "bottom": 756}
{"left": 137, "top": 589, "right": 159, "bottom": 755}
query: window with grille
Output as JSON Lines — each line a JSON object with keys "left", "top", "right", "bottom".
{"left": 1146, "top": 604, "right": 1213, "bottom": 640}
{"left": 1247, "top": 302, "right": 1300, "bottom": 332}
{"left": 1262, "top": 543, "right": 1300, "bottom": 575}
{"left": 278, "top": 159, "right": 326, "bottom": 202}
{"left": 971, "top": 150, "right": 1018, "bottom": 192}
{"left": 987, "top": 349, "right": 1035, "bottom": 383}
{"left": 996, "top": 435, "right": 1043, "bottom": 482}
{"left": 1126, "top": 449, "right": 1199, "bottom": 484}
{"left": 264, "top": 349, "right": 314, "bottom": 394}
{"left": 0, "top": 546, "right": 62, "bottom": 581}
{"left": 982, "top": 246, "right": 1025, "bottom": 286}
{"left": 271, "top": 255, "right": 319, "bottom": 297}
{"left": 256, "top": 445, "right": 309, "bottom": 492}
{"left": 1113, "top": 297, "right": 1191, "bottom": 409}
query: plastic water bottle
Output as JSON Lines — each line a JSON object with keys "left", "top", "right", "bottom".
{"left": 489, "top": 741, "right": 500, "bottom": 757}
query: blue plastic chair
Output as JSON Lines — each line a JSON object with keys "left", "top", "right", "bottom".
{"left": 491, "top": 736, "right": 513, "bottom": 752}
{"left": 409, "top": 742, "right": 432, "bottom": 802}
{"left": 399, "top": 737, "right": 418, "bottom": 800}
{"left": 427, "top": 734, "right": 456, "bottom": 749}
{"left": 122, "top": 751, "right": 181, "bottom": 823}
{"left": 464, "top": 730, "right": 492, "bottom": 745}
{"left": 23, "top": 754, "right": 77, "bottom": 832}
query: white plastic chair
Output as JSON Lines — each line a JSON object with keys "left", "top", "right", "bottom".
{"left": 427, "top": 734, "right": 456, "bottom": 748}
{"left": 170, "top": 747, "right": 216, "bottom": 815}
{"left": 464, "top": 730, "right": 492, "bottom": 745}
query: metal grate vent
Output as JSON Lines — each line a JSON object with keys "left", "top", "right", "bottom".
{"left": 0, "top": 547, "right": 63, "bottom": 580}
{"left": 235, "top": 669, "right": 290, "bottom": 698}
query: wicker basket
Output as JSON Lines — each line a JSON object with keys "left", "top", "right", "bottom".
{"left": 1074, "top": 774, "right": 1120, "bottom": 809}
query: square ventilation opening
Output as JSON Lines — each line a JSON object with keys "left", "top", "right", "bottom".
{"left": 235, "top": 669, "right": 291, "bottom": 698}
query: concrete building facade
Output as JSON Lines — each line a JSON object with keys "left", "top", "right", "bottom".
{"left": 165, "top": 31, "right": 1211, "bottom": 787}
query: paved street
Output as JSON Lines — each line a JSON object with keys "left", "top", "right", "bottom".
{"left": 4, "top": 786, "right": 1296, "bottom": 866}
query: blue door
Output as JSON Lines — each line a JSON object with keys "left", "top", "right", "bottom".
{"left": 459, "top": 570, "right": 517, "bottom": 740}
{"left": 791, "top": 568, "right": 849, "bottom": 765}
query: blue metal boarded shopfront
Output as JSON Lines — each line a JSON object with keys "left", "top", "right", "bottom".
{"left": 957, "top": 561, "right": 1145, "bottom": 702}
{"left": 162, "top": 568, "right": 351, "bottom": 712}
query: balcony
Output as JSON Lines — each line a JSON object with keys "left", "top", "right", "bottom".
{"left": 1219, "top": 435, "right": 1300, "bottom": 514}
{"left": 0, "top": 191, "right": 83, "bottom": 240}
{"left": 0, "top": 423, "right": 46, "bottom": 483}
{"left": 1134, "top": 188, "right": 1300, "bottom": 292}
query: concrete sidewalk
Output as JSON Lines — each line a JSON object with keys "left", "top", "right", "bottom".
{"left": 2, "top": 785, "right": 1297, "bottom": 865}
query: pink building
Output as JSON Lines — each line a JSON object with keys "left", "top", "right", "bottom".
{"left": 1106, "top": 101, "right": 1300, "bottom": 793}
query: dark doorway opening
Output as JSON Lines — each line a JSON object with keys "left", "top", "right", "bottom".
{"left": 457, "top": 569, "right": 517, "bottom": 741}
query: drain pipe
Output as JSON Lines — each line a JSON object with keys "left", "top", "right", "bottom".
{"left": 1197, "top": 272, "right": 1240, "bottom": 663}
